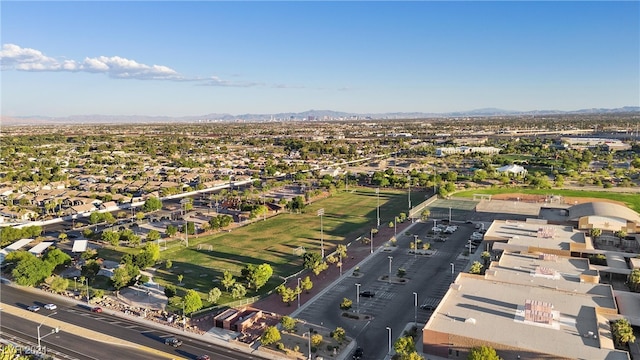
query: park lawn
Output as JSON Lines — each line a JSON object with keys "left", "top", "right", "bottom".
{"left": 454, "top": 188, "right": 640, "bottom": 213}
{"left": 150, "top": 187, "right": 425, "bottom": 303}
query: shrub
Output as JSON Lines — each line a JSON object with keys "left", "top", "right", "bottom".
{"left": 340, "top": 297, "right": 352, "bottom": 310}
{"left": 276, "top": 342, "right": 285, "bottom": 351}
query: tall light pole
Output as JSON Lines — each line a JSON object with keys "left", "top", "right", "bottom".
{"left": 370, "top": 228, "right": 374, "bottom": 254}
{"left": 407, "top": 176, "right": 412, "bottom": 221}
{"left": 449, "top": 206, "right": 452, "bottom": 223}
{"left": 413, "top": 235, "right": 418, "bottom": 258}
{"left": 308, "top": 328, "right": 313, "bottom": 360}
{"left": 297, "top": 277, "right": 301, "bottom": 308}
{"left": 450, "top": 262, "right": 455, "bottom": 283}
{"left": 317, "top": 208, "right": 325, "bottom": 258}
{"left": 386, "top": 326, "right": 392, "bottom": 358}
{"left": 413, "top": 292, "right": 418, "bottom": 327}
{"left": 339, "top": 252, "right": 343, "bottom": 277}
{"left": 73, "top": 276, "right": 77, "bottom": 291}
{"left": 85, "top": 278, "right": 90, "bottom": 305}
{"left": 388, "top": 256, "right": 393, "bottom": 283}
{"left": 37, "top": 311, "right": 58, "bottom": 351}
{"left": 468, "top": 239, "right": 473, "bottom": 256}
{"left": 394, "top": 216, "right": 397, "bottom": 238}
{"left": 355, "top": 283, "right": 361, "bottom": 313}
{"left": 376, "top": 188, "right": 380, "bottom": 228}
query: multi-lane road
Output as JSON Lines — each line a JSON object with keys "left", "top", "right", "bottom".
{"left": 0, "top": 285, "right": 267, "bottom": 360}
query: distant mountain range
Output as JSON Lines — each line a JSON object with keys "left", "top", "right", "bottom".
{"left": 2, "top": 106, "right": 639, "bottom": 125}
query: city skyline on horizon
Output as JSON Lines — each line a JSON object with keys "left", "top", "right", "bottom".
{"left": 1, "top": 1, "right": 639, "bottom": 118}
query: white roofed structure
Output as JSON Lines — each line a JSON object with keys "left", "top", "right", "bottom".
{"left": 72, "top": 240, "right": 88, "bottom": 253}
{"left": 28, "top": 242, "right": 53, "bottom": 256}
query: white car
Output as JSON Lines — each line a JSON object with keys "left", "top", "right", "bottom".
{"left": 44, "top": 303, "right": 57, "bottom": 310}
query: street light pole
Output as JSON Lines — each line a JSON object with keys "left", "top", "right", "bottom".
{"left": 376, "top": 188, "right": 380, "bottom": 228}
{"left": 339, "top": 252, "right": 343, "bottom": 277}
{"left": 370, "top": 228, "right": 374, "bottom": 254}
{"left": 450, "top": 262, "right": 455, "bottom": 283}
{"left": 388, "top": 256, "right": 393, "bottom": 283}
{"left": 413, "top": 235, "right": 418, "bottom": 258}
{"left": 386, "top": 326, "right": 392, "bottom": 359}
{"left": 297, "top": 277, "right": 301, "bottom": 308}
{"left": 74, "top": 276, "right": 77, "bottom": 291}
{"left": 355, "top": 283, "right": 361, "bottom": 313}
{"left": 394, "top": 216, "right": 397, "bottom": 238}
{"left": 413, "top": 292, "right": 418, "bottom": 327}
{"left": 85, "top": 279, "right": 90, "bottom": 305}
{"left": 308, "top": 328, "right": 312, "bottom": 360}
{"left": 37, "top": 311, "right": 58, "bottom": 351}
{"left": 449, "top": 206, "right": 452, "bottom": 223}
{"left": 318, "top": 208, "right": 325, "bottom": 258}
{"left": 407, "top": 176, "right": 412, "bottom": 223}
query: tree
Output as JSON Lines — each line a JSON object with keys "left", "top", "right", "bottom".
{"left": 50, "top": 276, "right": 69, "bottom": 293}
{"left": 221, "top": 270, "right": 236, "bottom": 292}
{"left": 111, "top": 267, "right": 133, "bottom": 291}
{"left": 303, "top": 251, "right": 322, "bottom": 269}
{"left": 58, "top": 232, "right": 68, "bottom": 242}
{"left": 300, "top": 275, "right": 313, "bottom": 294}
{"left": 12, "top": 256, "right": 50, "bottom": 286}
{"left": 143, "top": 197, "right": 163, "bottom": 212}
{"left": 261, "top": 326, "right": 281, "bottom": 346}
{"left": 420, "top": 209, "right": 430, "bottom": 221}
{"left": 276, "top": 285, "right": 296, "bottom": 306}
{"left": 331, "top": 327, "right": 346, "bottom": 343}
{"left": 44, "top": 248, "right": 72, "bottom": 269}
{"left": 628, "top": 269, "right": 640, "bottom": 292}
{"left": 183, "top": 289, "right": 203, "bottom": 314}
{"left": 481, "top": 251, "right": 491, "bottom": 268}
{"left": 81, "top": 259, "right": 102, "bottom": 280}
{"left": 0, "top": 343, "right": 20, "bottom": 360}
{"left": 311, "top": 333, "right": 323, "bottom": 347}
{"left": 590, "top": 228, "right": 602, "bottom": 238}
{"left": 165, "top": 259, "right": 172, "bottom": 269}
{"left": 611, "top": 318, "right": 636, "bottom": 348}
{"left": 467, "top": 345, "right": 501, "bottom": 360}
{"left": 102, "top": 230, "right": 120, "bottom": 247}
{"left": 141, "top": 242, "right": 161, "bottom": 264}
{"left": 243, "top": 263, "right": 273, "bottom": 290}
{"left": 208, "top": 287, "right": 222, "bottom": 304}
{"left": 340, "top": 297, "right": 352, "bottom": 310}
{"left": 89, "top": 212, "right": 103, "bottom": 225}
{"left": 146, "top": 229, "right": 161, "bottom": 242}
{"left": 469, "top": 261, "right": 483, "bottom": 275}
{"left": 166, "top": 224, "right": 178, "bottom": 237}
{"left": 231, "top": 283, "right": 247, "bottom": 299}
{"left": 103, "top": 212, "right": 116, "bottom": 225}
{"left": 280, "top": 316, "right": 296, "bottom": 332}
{"left": 394, "top": 335, "right": 415, "bottom": 357}
{"left": 177, "top": 274, "right": 184, "bottom": 285}
{"left": 312, "top": 261, "right": 328, "bottom": 276}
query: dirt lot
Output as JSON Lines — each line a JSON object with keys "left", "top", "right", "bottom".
{"left": 490, "top": 193, "right": 627, "bottom": 206}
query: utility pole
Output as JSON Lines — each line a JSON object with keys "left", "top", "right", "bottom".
{"left": 413, "top": 292, "right": 418, "bottom": 327}
{"left": 376, "top": 188, "right": 380, "bottom": 228}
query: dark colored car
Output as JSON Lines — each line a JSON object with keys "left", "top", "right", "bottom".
{"left": 164, "top": 337, "right": 182, "bottom": 347}
{"left": 420, "top": 304, "right": 436, "bottom": 311}
{"left": 353, "top": 347, "right": 364, "bottom": 359}
{"left": 359, "top": 291, "right": 375, "bottom": 298}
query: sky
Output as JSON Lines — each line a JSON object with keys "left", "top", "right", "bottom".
{"left": 1, "top": 1, "right": 639, "bottom": 117}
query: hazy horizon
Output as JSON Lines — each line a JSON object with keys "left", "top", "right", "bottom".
{"left": 1, "top": 1, "right": 638, "bottom": 118}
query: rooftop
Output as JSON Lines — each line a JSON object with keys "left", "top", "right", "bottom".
{"left": 425, "top": 275, "right": 627, "bottom": 359}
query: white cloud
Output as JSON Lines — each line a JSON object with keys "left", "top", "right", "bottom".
{"left": 1, "top": 44, "right": 183, "bottom": 81}
{"left": 1, "top": 44, "right": 317, "bottom": 89}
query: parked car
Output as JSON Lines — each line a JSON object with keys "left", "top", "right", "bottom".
{"left": 27, "top": 305, "right": 40, "bottom": 312}
{"left": 359, "top": 291, "right": 375, "bottom": 298}
{"left": 44, "top": 303, "right": 57, "bottom": 310}
{"left": 91, "top": 307, "right": 103, "bottom": 313}
{"left": 196, "top": 356, "right": 210, "bottom": 360}
{"left": 420, "top": 304, "right": 436, "bottom": 311}
{"left": 353, "top": 347, "right": 364, "bottom": 359}
{"left": 164, "top": 337, "right": 182, "bottom": 347}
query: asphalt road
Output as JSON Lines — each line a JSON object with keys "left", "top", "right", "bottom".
{"left": 0, "top": 285, "right": 267, "bottom": 360}
{"left": 296, "top": 221, "right": 477, "bottom": 359}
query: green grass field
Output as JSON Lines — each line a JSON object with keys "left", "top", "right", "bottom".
{"left": 454, "top": 188, "right": 640, "bottom": 213}
{"left": 128, "top": 187, "right": 424, "bottom": 305}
